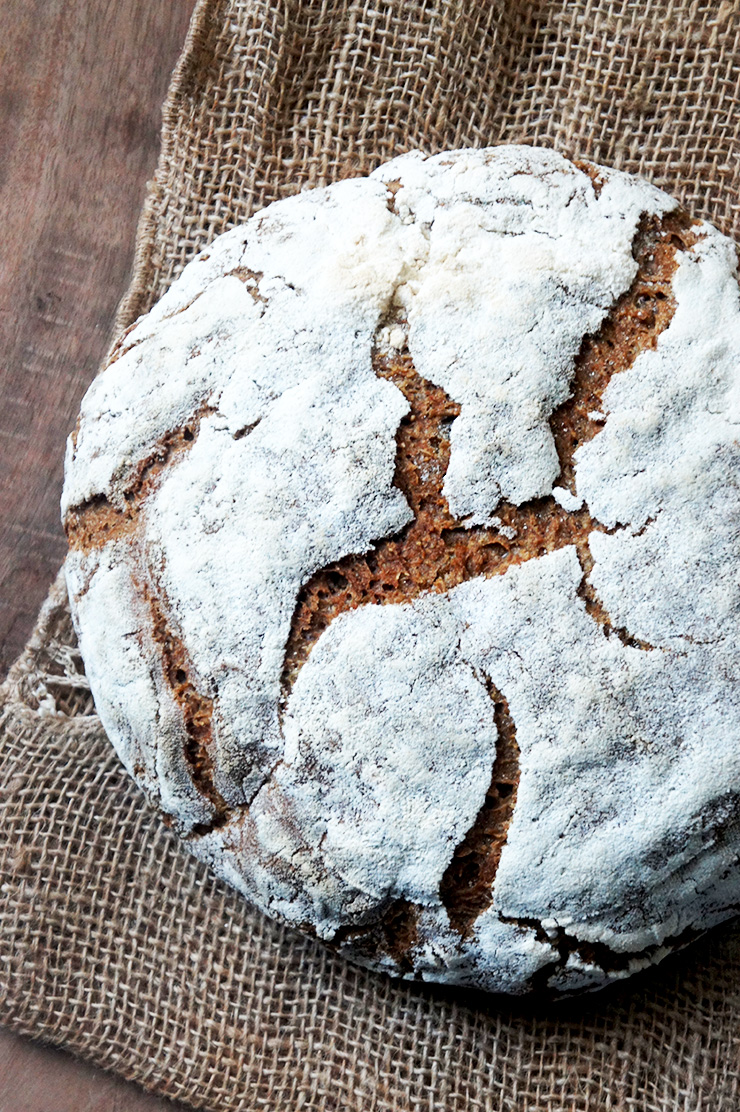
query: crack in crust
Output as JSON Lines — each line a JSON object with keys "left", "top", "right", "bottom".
{"left": 439, "top": 682, "right": 520, "bottom": 935}
{"left": 136, "top": 571, "right": 230, "bottom": 831}
{"left": 573, "top": 159, "right": 608, "bottom": 198}
{"left": 550, "top": 208, "right": 698, "bottom": 495}
{"left": 228, "top": 266, "right": 267, "bottom": 303}
{"left": 575, "top": 541, "right": 654, "bottom": 652}
{"left": 505, "top": 912, "right": 703, "bottom": 993}
{"left": 330, "top": 897, "right": 420, "bottom": 975}
{"left": 385, "top": 180, "right": 402, "bottom": 214}
{"left": 64, "top": 403, "right": 216, "bottom": 551}
{"left": 65, "top": 401, "right": 229, "bottom": 831}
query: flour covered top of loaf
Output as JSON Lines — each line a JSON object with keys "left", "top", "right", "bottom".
{"left": 63, "top": 146, "right": 740, "bottom": 995}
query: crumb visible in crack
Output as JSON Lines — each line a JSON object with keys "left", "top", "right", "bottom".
{"left": 550, "top": 208, "right": 698, "bottom": 495}
{"left": 503, "top": 911, "right": 703, "bottom": 992}
{"left": 439, "top": 681, "right": 520, "bottom": 934}
{"left": 233, "top": 419, "right": 261, "bottom": 440}
{"left": 137, "top": 573, "right": 230, "bottom": 827}
{"left": 385, "top": 180, "right": 402, "bottom": 214}
{"left": 331, "top": 897, "right": 419, "bottom": 974}
{"left": 575, "top": 541, "right": 654, "bottom": 651}
{"left": 228, "top": 266, "right": 267, "bottom": 303}
{"left": 64, "top": 403, "right": 216, "bottom": 550}
{"left": 573, "top": 158, "right": 607, "bottom": 198}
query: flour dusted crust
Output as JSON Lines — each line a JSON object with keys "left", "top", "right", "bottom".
{"left": 63, "top": 147, "right": 740, "bottom": 995}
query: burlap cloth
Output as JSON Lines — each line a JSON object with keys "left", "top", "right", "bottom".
{"left": 4, "top": 1, "right": 740, "bottom": 1108}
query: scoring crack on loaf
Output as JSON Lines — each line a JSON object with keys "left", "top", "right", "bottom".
{"left": 62, "top": 146, "right": 740, "bottom": 996}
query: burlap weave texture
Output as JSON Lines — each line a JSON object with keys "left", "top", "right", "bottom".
{"left": 4, "top": 1, "right": 740, "bottom": 1108}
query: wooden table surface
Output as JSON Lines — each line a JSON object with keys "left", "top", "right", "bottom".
{"left": 0, "top": 0, "right": 197, "bottom": 1106}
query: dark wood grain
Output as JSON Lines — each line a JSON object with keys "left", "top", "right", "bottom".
{"left": 0, "top": 0, "right": 194, "bottom": 676}
{"left": 0, "top": 0, "right": 196, "bottom": 1106}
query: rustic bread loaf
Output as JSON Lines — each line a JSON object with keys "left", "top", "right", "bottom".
{"left": 63, "top": 146, "right": 740, "bottom": 995}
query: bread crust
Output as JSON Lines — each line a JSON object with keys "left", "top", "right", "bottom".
{"left": 63, "top": 147, "right": 740, "bottom": 995}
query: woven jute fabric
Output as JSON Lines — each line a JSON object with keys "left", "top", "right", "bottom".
{"left": 4, "top": 1, "right": 740, "bottom": 1108}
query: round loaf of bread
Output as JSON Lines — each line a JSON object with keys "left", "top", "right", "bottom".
{"left": 63, "top": 146, "right": 740, "bottom": 995}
